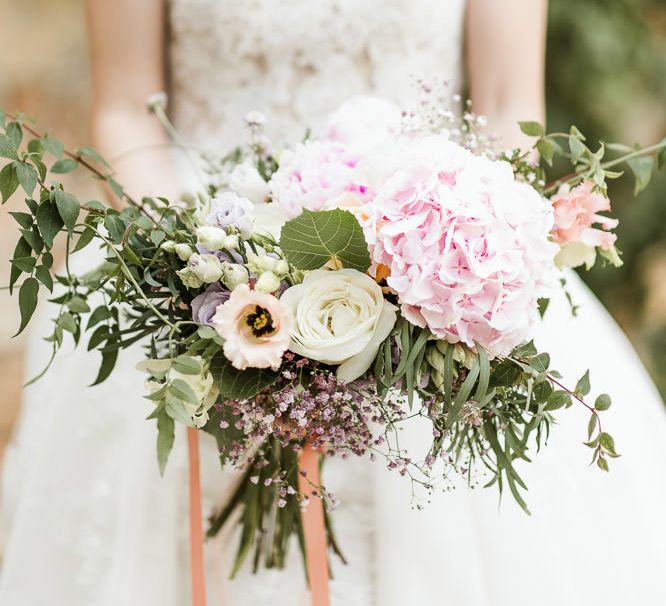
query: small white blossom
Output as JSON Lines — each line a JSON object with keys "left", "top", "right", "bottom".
{"left": 160, "top": 240, "right": 176, "bottom": 253}
{"left": 174, "top": 243, "right": 194, "bottom": 261}
{"left": 222, "top": 234, "right": 239, "bottom": 250}
{"left": 220, "top": 262, "right": 249, "bottom": 290}
{"left": 255, "top": 271, "right": 281, "bottom": 293}
{"left": 187, "top": 253, "right": 224, "bottom": 284}
{"left": 196, "top": 226, "right": 227, "bottom": 251}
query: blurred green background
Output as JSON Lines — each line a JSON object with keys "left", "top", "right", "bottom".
{"left": 0, "top": 0, "right": 664, "bottom": 461}
{"left": 547, "top": 0, "right": 666, "bottom": 394}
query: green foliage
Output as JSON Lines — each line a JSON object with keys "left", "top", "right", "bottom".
{"left": 211, "top": 353, "right": 277, "bottom": 400}
{"left": 279, "top": 208, "right": 371, "bottom": 272}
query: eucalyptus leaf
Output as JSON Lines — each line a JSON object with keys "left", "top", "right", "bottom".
{"left": 36, "top": 200, "right": 64, "bottom": 248}
{"left": 54, "top": 189, "right": 80, "bottom": 232}
{"left": 518, "top": 121, "right": 544, "bottom": 137}
{"left": 626, "top": 155, "right": 654, "bottom": 195}
{"left": 156, "top": 412, "right": 175, "bottom": 475}
{"left": 0, "top": 162, "right": 19, "bottom": 202}
{"left": 0, "top": 133, "right": 18, "bottom": 160}
{"left": 51, "top": 158, "right": 78, "bottom": 174}
{"left": 15, "top": 162, "right": 37, "bottom": 196}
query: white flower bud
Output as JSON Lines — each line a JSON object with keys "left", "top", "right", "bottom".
{"left": 247, "top": 251, "right": 276, "bottom": 274}
{"left": 273, "top": 259, "right": 290, "bottom": 277}
{"left": 176, "top": 267, "right": 204, "bottom": 289}
{"left": 196, "top": 226, "right": 227, "bottom": 251}
{"left": 220, "top": 262, "right": 249, "bottom": 290}
{"left": 255, "top": 271, "right": 281, "bottom": 293}
{"left": 222, "top": 234, "right": 239, "bottom": 250}
{"left": 188, "top": 253, "right": 223, "bottom": 283}
{"left": 160, "top": 240, "right": 176, "bottom": 253}
{"left": 175, "top": 243, "right": 194, "bottom": 261}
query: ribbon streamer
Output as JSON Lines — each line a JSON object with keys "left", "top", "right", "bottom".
{"left": 187, "top": 427, "right": 207, "bottom": 606}
{"left": 298, "top": 443, "right": 332, "bottom": 606}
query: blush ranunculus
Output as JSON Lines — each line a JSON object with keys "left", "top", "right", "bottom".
{"left": 362, "top": 135, "right": 557, "bottom": 356}
{"left": 212, "top": 284, "right": 292, "bottom": 370}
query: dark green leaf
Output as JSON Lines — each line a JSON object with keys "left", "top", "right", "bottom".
{"left": 11, "top": 256, "right": 36, "bottom": 273}
{"left": 279, "top": 209, "right": 371, "bottom": 271}
{"left": 9, "top": 211, "right": 33, "bottom": 229}
{"left": 71, "top": 226, "right": 96, "bottom": 252}
{"left": 528, "top": 352, "right": 550, "bottom": 373}
{"left": 19, "top": 228, "right": 43, "bottom": 254}
{"left": 15, "top": 277, "right": 39, "bottom": 336}
{"left": 156, "top": 412, "right": 175, "bottom": 475}
{"left": 35, "top": 264, "right": 53, "bottom": 291}
{"left": 36, "top": 199, "right": 63, "bottom": 247}
{"left": 54, "top": 190, "right": 80, "bottom": 232}
{"left": 15, "top": 162, "right": 37, "bottom": 196}
{"left": 0, "top": 163, "right": 19, "bottom": 202}
{"left": 9, "top": 237, "right": 32, "bottom": 293}
{"left": 105, "top": 215, "right": 126, "bottom": 243}
{"left": 211, "top": 354, "right": 277, "bottom": 400}
{"left": 594, "top": 393, "right": 611, "bottom": 411}
{"left": 51, "top": 158, "right": 78, "bottom": 174}
{"left": 90, "top": 348, "right": 118, "bottom": 385}
{"left": 87, "top": 305, "right": 112, "bottom": 330}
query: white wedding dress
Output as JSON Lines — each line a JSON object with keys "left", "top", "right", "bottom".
{"left": 2, "top": 1, "right": 666, "bottom": 605}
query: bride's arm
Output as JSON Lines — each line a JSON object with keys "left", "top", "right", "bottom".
{"left": 86, "top": 0, "right": 180, "bottom": 204}
{"left": 466, "top": 0, "right": 548, "bottom": 150}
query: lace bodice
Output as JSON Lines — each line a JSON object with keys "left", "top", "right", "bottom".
{"left": 168, "top": 0, "right": 467, "bottom": 150}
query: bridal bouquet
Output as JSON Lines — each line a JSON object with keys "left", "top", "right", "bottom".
{"left": 2, "top": 89, "right": 664, "bottom": 576}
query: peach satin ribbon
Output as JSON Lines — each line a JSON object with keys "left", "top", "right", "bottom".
{"left": 187, "top": 433, "right": 330, "bottom": 606}
{"left": 298, "top": 443, "right": 332, "bottom": 606}
{"left": 187, "top": 427, "right": 207, "bottom": 606}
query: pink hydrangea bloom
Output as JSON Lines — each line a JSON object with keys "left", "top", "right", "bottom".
{"left": 269, "top": 140, "right": 367, "bottom": 218}
{"left": 551, "top": 181, "right": 618, "bottom": 250}
{"left": 363, "top": 136, "right": 557, "bottom": 356}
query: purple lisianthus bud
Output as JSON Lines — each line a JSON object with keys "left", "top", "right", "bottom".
{"left": 207, "top": 192, "right": 254, "bottom": 238}
{"left": 191, "top": 282, "right": 229, "bottom": 325}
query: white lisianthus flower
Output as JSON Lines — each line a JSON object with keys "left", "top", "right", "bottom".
{"left": 220, "top": 262, "right": 249, "bottom": 290}
{"left": 229, "top": 163, "right": 270, "bottom": 204}
{"left": 255, "top": 271, "right": 281, "bottom": 293}
{"left": 175, "top": 243, "right": 194, "bottom": 261}
{"left": 196, "top": 226, "right": 227, "bottom": 251}
{"left": 279, "top": 268, "right": 397, "bottom": 383}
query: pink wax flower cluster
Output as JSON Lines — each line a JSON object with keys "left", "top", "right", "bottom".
{"left": 550, "top": 181, "right": 619, "bottom": 268}
{"left": 362, "top": 136, "right": 558, "bottom": 356}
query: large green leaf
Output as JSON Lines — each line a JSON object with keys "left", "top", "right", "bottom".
{"left": 279, "top": 209, "right": 371, "bottom": 271}
{"left": 0, "top": 163, "right": 19, "bottom": 202}
{"left": 211, "top": 353, "right": 277, "bottom": 400}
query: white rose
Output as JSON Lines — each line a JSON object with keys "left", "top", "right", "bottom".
{"left": 220, "top": 262, "right": 249, "bottom": 289}
{"left": 196, "top": 226, "right": 227, "bottom": 251}
{"left": 175, "top": 243, "right": 194, "bottom": 261}
{"left": 279, "top": 268, "right": 397, "bottom": 382}
{"left": 188, "top": 253, "right": 223, "bottom": 283}
{"left": 229, "top": 163, "right": 270, "bottom": 204}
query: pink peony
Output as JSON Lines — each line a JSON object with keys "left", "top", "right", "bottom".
{"left": 363, "top": 135, "right": 557, "bottom": 356}
{"left": 551, "top": 181, "right": 618, "bottom": 250}
{"left": 269, "top": 140, "right": 367, "bottom": 218}
{"left": 212, "top": 284, "right": 292, "bottom": 370}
